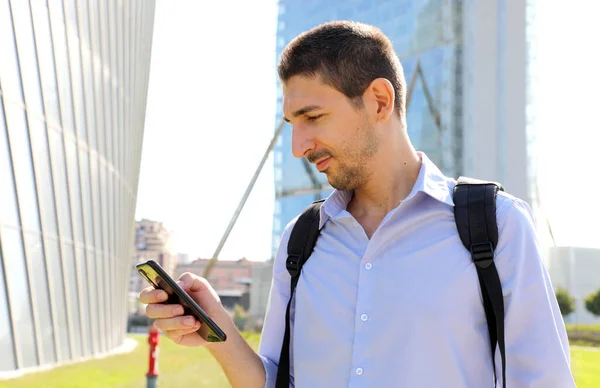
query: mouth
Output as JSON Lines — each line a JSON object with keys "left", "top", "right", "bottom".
{"left": 315, "top": 157, "right": 331, "bottom": 172}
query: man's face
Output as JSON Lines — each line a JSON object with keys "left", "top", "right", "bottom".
{"left": 282, "top": 75, "right": 381, "bottom": 191}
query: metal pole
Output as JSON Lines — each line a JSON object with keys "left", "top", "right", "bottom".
{"left": 417, "top": 64, "right": 442, "bottom": 131}
{"left": 147, "top": 375, "right": 157, "bottom": 388}
{"left": 203, "top": 119, "right": 286, "bottom": 278}
{"left": 146, "top": 324, "right": 159, "bottom": 388}
{"left": 405, "top": 57, "right": 421, "bottom": 109}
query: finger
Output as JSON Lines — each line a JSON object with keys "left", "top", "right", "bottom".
{"left": 164, "top": 323, "right": 203, "bottom": 340}
{"left": 155, "top": 315, "right": 200, "bottom": 331}
{"left": 146, "top": 303, "right": 184, "bottom": 319}
{"left": 139, "top": 287, "right": 168, "bottom": 304}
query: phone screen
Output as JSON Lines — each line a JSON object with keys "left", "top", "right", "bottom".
{"left": 136, "top": 261, "right": 227, "bottom": 342}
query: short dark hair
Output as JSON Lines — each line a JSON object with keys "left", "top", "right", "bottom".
{"left": 278, "top": 21, "right": 406, "bottom": 118}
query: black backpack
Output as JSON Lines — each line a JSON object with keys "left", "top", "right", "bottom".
{"left": 275, "top": 177, "right": 507, "bottom": 388}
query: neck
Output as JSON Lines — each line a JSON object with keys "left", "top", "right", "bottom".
{"left": 347, "top": 130, "right": 421, "bottom": 219}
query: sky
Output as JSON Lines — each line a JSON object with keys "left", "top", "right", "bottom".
{"left": 534, "top": 1, "right": 600, "bottom": 248}
{"left": 135, "top": 1, "right": 600, "bottom": 264}
{"left": 135, "top": 0, "right": 278, "bottom": 262}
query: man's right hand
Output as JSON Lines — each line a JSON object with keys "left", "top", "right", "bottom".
{"left": 139, "top": 272, "right": 224, "bottom": 347}
{"left": 140, "top": 272, "right": 266, "bottom": 387}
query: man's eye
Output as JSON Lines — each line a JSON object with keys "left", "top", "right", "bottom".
{"left": 306, "top": 114, "right": 323, "bottom": 122}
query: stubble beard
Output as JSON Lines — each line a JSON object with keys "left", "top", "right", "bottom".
{"left": 327, "top": 119, "right": 380, "bottom": 191}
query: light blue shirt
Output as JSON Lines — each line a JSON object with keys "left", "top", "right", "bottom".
{"left": 259, "top": 153, "right": 574, "bottom": 387}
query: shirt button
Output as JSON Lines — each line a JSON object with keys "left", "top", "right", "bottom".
{"left": 356, "top": 367, "right": 363, "bottom": 375}
{"left": 365, "top": 263, "right": 372, "bottom": 270}
{"left": 361, "top": 314, "right": 368, "bottom": 322}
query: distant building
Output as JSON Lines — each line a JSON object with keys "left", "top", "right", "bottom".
{"left": 545, "top": 247, "right": 600, "bottom": 324}
{"left": 177, "top": 252, "right": 191, "bottom": 265}
{"left": 250, "top": 261, "right": 275, "bottom": 320}
{"left": 130, "top": 219, "right": 176, "bottom": 298}
{"left": 176, "top": 258, "right": 261, "bottom": 311}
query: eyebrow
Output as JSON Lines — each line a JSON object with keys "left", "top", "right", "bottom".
{"left": 283, "top": 105, "right": 322, "bottom": 123}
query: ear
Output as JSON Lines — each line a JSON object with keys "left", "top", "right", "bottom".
{"left": 364, "top": 78, "right": 395, "bottom": 123}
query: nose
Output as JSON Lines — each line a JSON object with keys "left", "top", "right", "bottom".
{"left": 291, "top": 123, "right": 316, "bottom": 159}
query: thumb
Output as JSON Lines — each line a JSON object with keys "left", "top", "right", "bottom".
{"left": 177, "top": 273, "right": 218, "bottom": 297}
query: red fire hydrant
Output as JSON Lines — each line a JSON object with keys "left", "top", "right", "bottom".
{"left": 147, "top": 323, "right": 160, "bottom": 388}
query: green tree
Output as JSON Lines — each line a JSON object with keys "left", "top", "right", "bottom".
{"left": 555, "top": 288, "right": 575, "bottom": 317}
{"left": 584, "top": 287, "right": 600, "bottom": 317}
{"left": 232, "top": 304, "right": 250, "bottom": 330}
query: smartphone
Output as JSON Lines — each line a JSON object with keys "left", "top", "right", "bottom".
{"left": 136, "top": 260, "right": 227, "bottom": 342}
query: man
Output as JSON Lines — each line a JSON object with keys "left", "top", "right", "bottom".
{"left": 140, "top": 21, "right": 574, "bottom": 387}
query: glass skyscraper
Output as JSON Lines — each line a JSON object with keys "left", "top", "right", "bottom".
{"left": 0, "top": 0, "right": 155, "bottom": 374}
{"left": 272, "top": 1, "right": 464, "bottom": 255}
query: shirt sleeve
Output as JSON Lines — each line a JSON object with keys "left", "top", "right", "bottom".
{"left": 494, "top": 198, "right": 575, "bottom": 387}
{"left": 257, "top": 217, "right": 297, "bottom": 388}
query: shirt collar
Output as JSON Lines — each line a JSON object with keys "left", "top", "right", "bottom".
{"left": 318, "top": 152, "right": 454, "bottom": 229}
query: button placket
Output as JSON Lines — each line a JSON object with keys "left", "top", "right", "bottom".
{"left": 352, "top": 233, "right": 374, "bottom": 385}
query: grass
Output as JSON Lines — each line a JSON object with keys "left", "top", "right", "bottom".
{"left": 0, "top": 333, "right": 261, "bottom": 388}
{"left": 567, "top": 324, "right": 600, "bottom": 331}
{"left": 571, "top": 347, "right": 600, "bottom": 388}
{"left": 0, "top": 334, "right": 597, "bottom": 387}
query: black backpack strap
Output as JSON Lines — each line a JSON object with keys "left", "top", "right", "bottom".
{"left": 453, "top": 177, "right": 506, "bottom": 388}
{"left": 275, "top": 200, "right": 324, "bottom": 388}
